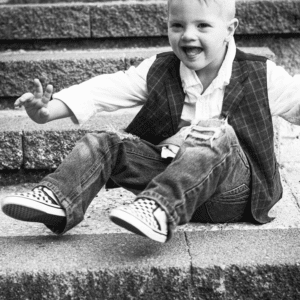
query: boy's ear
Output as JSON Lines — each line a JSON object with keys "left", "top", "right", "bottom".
{"left": 225, "top": 18, "right": 239, "bottom": 42}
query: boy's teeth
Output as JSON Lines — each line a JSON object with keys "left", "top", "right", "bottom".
{"left": 185, "top": 47, "right": 202, "bottom": 56}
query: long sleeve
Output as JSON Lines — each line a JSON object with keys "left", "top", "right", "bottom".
{"left": 52, "top": 55, "right": 156, "bottom": 124}
{"left": 267, "top": 60, "right": 300, "bottom": 125}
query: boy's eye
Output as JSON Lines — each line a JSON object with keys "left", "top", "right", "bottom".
{"left": 170, "top": 23, "right": 182, "bottom": 28}
{"left": 198, "top": 23, "right": 210, "bottom": 29}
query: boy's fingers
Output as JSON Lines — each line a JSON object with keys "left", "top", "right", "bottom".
{"left": 14, "top": 93, "right": 34, "bottom": 107}
{"left": 33, "top": 78, "right": 43, "bottom": 98}
{"left": 42, "top": 84, "right": 53, "bottom": 104}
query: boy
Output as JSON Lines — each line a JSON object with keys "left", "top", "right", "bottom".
{"left": 1, "top": 0, "right": 300, "bottom": 243}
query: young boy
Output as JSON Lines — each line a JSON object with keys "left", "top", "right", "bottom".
{"left": 1, "top": 0, "right": 300, "bottom": 243}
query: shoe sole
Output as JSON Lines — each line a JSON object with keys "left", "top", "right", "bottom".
{"left": 1, "top": 196, "right": 66, "bottom": 226}
{"left": 109, "top": 208, "right": 167, "bottom": 243}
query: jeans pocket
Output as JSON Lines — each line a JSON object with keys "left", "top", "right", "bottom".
{"left": 217, "top": 184, "right": 250, "bottom": 201}
{"left": 191, "top": 184, "right": 250, "bottom": 223}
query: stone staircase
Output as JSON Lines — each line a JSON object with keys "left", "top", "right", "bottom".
{"left": 1, "top": 0, "right": 300, "bottom": 299}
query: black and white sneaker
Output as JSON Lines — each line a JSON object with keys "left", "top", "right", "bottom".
{"left": 109, "top": 198, "right": 168, "bottom": 243}
{"left": 1, "top": 186, "right": 66, "bottom": 226}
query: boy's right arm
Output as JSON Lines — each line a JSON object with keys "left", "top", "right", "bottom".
{"left": 15, "top": 78, "right": 74, "bottom": 124}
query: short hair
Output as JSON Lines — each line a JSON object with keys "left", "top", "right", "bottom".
{"left": 167, "top": 0, "right": 236, "bottom": 22}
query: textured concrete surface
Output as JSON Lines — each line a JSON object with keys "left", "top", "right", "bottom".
{"left": 90, "top": 2, "right": 167, "bottom": 38}
{"left": 0, "top": 119, "right": 299, "bottom": 299}
{"left": 0, "top": 50, "right": 127, "bottom": 98}
{"left": 187, "top": 229, "right": 300, "bottom": 300}
{"left": 0, "top": 47, "right": 272, "bottom": 98}
{"left": 0, "top": 105, "right": 280, "bottom": 171}
{"left": 236, "top": 36, "right": 300, "bottom": 76}
{"left": 236, "top": 0, "right": 300, "bottom": 34}
{"left": 0, "top": 0, "right": 154, "bottom": 4}
{"left": 0, "top": 47, "right": 170, "bottom": 97}
{"left": 1, "top": 229, "right": 300, "bottom": 299}
{"left": 0, "top": 173, "right": 299, "bottom": 237}
{"left": 0, "top": 131, "right": 22, "bottom": 169}
{"left": 0, "top": 1, "right": 300, "bottom": 40}
{"left": 0, "top": 4, "right": 90, "bottom": 39}
{"left": 280, "top": 120, "right": 300, "bottom": 211}
{"left": 0, "top": 233, "right": 192, "bottom": 300}
{"left": 0, "top": 110, "right": 137, "bottom": 170}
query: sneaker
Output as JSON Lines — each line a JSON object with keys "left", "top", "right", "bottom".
{"left": 1, "top": 186, "right": 66, "bottom": 226}
{"left": 109, "top": 198, "right": 168, "bottom": 243}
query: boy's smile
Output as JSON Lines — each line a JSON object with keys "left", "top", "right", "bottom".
{"left": 168, "top": 0, "right": 238, "bottom": 82}
{"left": 183, "top": 46, "right": 203, "bottom": 58}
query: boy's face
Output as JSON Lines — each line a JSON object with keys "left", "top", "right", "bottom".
{"left": 168, "top": 0, "right": 237, "bottom": 78}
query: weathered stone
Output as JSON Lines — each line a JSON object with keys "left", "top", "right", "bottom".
{"left": 0, "top": 132, "right": 22, "bottom": 170}
{"left": 91, "top": 2, "right": 168, "bottom": 38}
{"left": 23, "top": 130, "right": 84, "bottom": 169}
{"left": 0, "top": 233, "right": 192, "bottom": 300}
{"left": 5, "top": 0, "right": 153, "bottom": 3}
{"left": 0, "top": 47, "right": 271, "bottom": 98}
{"left": 0, "top": 1, "right": 299, "bottom": 41}
{"left": 0, "top": 169, "right": 52, "bottom": 185}
{"left": 0, "top": 4, "right": 90, "bottom": 40}
{"left": 236, "top": 36, "right": 300, "bottom": 76}
{"left": 187, "top": 229, "right": 300, "bottom": 299}
{"left": 0, "top": 114, "right": 23, "bottom": 170}
{"left": 22, "top": 113, "right": 135, "bottom": 169}
{"left": 0, "top": 51, "right": 126, "bottom": 97}
{"left": 236, "top": 0, "right": 300, "bottom": 34}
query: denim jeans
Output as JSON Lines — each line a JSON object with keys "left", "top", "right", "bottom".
{"left": 39, "top": 119, "right": 251, "bottom": 236}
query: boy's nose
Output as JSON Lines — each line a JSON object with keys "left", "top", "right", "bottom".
{"left": 181, "top": 28, "right": 197, "bottom": 41}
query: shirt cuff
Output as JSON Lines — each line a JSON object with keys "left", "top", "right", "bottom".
{"left": 53, "top": 85, "right": 96, "bottom": 125}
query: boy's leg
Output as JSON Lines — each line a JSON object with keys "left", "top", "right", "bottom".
{"left": 111, "top": 119, "right": 251, "bottom": 240}
{"left": 1, "top": 131, "right": 170, "bottom": 235}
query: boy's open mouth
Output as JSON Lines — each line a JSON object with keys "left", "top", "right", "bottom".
{"left": 182, "top": 47, "right": 203, "bottom": 57}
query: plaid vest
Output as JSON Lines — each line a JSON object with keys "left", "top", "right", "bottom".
{"left": 125, "top": 49, "right": 283, "bottom": 224}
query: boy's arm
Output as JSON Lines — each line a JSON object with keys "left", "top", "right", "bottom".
{"left": 18, "top": 55, "right": 156, "bottom": 125}
{"left": 267, "top": 60, "right": 300, "bottom": 125}
{"left": 15, "top": 78, "right": 74, "bottom": 124}
{"left": 51, "top": 55, "right": 156, "bottom": 125}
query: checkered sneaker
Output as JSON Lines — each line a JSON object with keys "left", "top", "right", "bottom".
{"left": 109, "top": 199, "right": 168, "bottom": 243}
{"left": 1, "top": 186, "right": 66, "bottom": 226}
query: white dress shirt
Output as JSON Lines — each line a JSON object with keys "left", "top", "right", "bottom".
{"left": 53, "top": 39, "right": 300, "bottom": 127}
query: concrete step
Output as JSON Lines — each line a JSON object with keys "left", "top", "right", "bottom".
{"left": 1, "top": 165, "right": 300, "bottom": 299}
{"left": 0, "top": 109, "right": 281, "bottom": 180}
{"left": 0, "top": 46, "right": 277, "bottom": 174}
{"left": 0, "top": 47, "right": 170, "bottom": 99}
{"left": 0, "top": 46, "right": 274, "bottom": 99}
{"left": 0, "top": 109, "right": 138, "bottom": 171}
{"left": 1, "top": 49, "right": 300, "bottom": 298}
{"left": 1, "top": 0, "right": 153, "bottom": 3}
{"left": 0, "top": 0, "right": 299, "bottom": 41}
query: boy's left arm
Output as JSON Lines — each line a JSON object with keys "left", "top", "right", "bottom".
{"left": 267, "top": 60, "right": 300, "bottom": 125}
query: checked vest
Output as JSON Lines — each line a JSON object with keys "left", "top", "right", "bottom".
{"left": 125, "top": 49, "right": 283, "bottom": 224}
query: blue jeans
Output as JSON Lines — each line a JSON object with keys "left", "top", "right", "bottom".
{"left": 39, "top": 119, "right": 251, "bottom": 236}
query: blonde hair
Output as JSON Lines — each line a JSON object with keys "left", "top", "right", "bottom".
{"left": 167, "top": 0, "right": 236, "bottom": 21}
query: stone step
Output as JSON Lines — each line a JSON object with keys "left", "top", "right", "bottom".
{"left": 0, "top": 47, "right": 170, "bottom": 99}
{"left": 0, "top": 109, "right": 137, "bottom": 171}
{"left": 0, "top": 109, "right": 281, "bottom": 173}
{"left": 0, "top": 0, "right": 299, "bottom": 41}
{"left": 1, "top": 171, "right": 300, "bottom": 299}
{"left": 0, "top": 46, "right": 274, "bottom": 99}
{"left": 1, "top": 0, "right": 152, "bottom": 3}
{"left": 0, "top": 46, "right": 278, "bottom": 174}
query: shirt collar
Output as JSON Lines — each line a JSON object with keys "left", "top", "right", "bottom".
{"left": 180, "top": 38, "right": 236, "bottom": 93}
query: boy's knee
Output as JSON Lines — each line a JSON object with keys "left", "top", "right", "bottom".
{"left": 187, "top": 119, "right": 234, "bottom": 146}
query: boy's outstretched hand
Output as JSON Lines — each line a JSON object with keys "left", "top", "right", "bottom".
{"left": 15, "top": 79, "right": 53, "bottom": 124}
